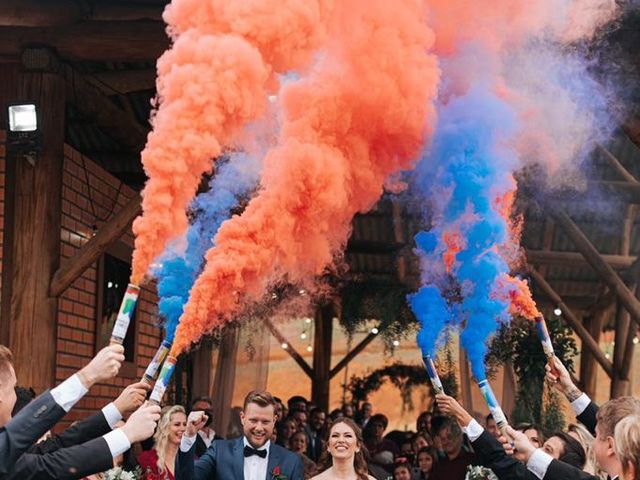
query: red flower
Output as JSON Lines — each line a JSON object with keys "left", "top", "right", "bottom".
{"left": 272, "top": 466, "right": 281, "bottom": 475}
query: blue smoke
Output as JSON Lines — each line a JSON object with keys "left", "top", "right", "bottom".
{"left": 155, "top": 152, "right": 261, "bottom": 342}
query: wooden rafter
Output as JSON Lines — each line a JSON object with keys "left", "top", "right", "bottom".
{"left": 49, "top": 194, "right": 141, "bottom": 297}
{"left": 526, "top": 249, "right": 635, "bottom": 270}
{"left": 85, "top": 68, "right": 156, "bottom": 95}
{"left": 329, "top": 330, "right": 378, "bottom": 379}
{"left": 529, "top": 267, "right": 614, "bottom": 377}
{"left": 263, "top": 317, "right": 313, "bottom": 378}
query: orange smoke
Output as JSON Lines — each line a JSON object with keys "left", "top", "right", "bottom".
{"left": 497, "top": 274, "right": 541, "bottom": 320}
{"left": 131, "top": 0, "right": 330, "bottom": 284}
{"left": 443, "top": 231, "right": 463, "bottom": 273}
{"left": 171, "top": 0, "right": 439, "bottom": 354}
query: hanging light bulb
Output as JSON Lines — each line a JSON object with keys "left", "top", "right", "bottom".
{"left": 304, "top": 317, "right": 312, "bottom": 324}
{"left": 306, "top": 345, "right": 313, "bottom": 352}
{"left": 300, "top": 332, "right": 307, "bottom": 340}
{"left": 370, "top": 327, "right": 379, "bottom": 335}
{"left": 281, "top": 342, "right": 288, "bottom": 349}
{"left": 392, "top": 339, "right": 400, "bottom": 347}
{"left": 554, "top": 307, "right": 562, "bottom": 316}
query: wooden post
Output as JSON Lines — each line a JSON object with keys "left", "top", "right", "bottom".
{"left": 579, "top": 309, "right": 608, "bottom": 399}
{"left": 211, "top": 324, "right": 240, "bottom": 438}
{"left": 0, "top": 63, "right": 65, "bottom": 393}
{"left": 312, "top": 303, "right": 334, "bottom": 412}
{"left": 459, "top": 345, "right": 474, "bottom": 413}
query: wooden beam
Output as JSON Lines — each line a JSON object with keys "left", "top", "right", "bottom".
{"left": 529, "top": 267, "right": 614, "bottom": 377}
{"left": 50, "top": 193, "right": 141, "bottom": 297}
{"left": 263, "top": 317, "right": 313, "bottom": 378}
{"left": 329, "top": 331, "right": 378, "bottom": 379}
{"left": 580, "top": 308, "right": 609, "bottom": 398}
{"left": 538, "top": 218, "right": 555, "bottom": 277}
{"left": 85, "top": 68, "right": 156, "bottom": 95}
{"left": 597, "top": 143, "right": 639, "bottom": 184}
{"left": 623, "top": 117, "right": 640, "bottom": 151}
{"left": 211, "top": 324, "right": 239, "bottom": 438}
{"left": 547, "top": 206, "right": 640, "bottom": 330}
{"left": 0, "top": 22, "right": 167, "bottom": 62}
{"left": 0, "top": 1, "right": 162, "bottom": 26}
{"left": 62, "top": 62, "right": 148, "bottom": 151}
{"left": 0, "top": 64, "right": 65, "bottom": 393}
{"left": 590, "top": 180, "right": 640, "bottom": 203}
{"left": 312, "top": 304, "right": 335, "bottom": 412}
{"left": 526, "top": 249, "right": 635, "bottom": 270}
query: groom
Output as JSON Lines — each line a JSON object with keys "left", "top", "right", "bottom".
{"left": 176, "top": 390, "right": 304, "bottom": 480}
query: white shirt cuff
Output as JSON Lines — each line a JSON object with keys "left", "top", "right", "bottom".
{"left": 527, "top": 449, "right": 553, "bottom": 479}
{"left": 571, "top": 393, "right": 591, "bottom": 416}
{"left": 180, "top": 433, "right": 197, "bottom": 452}
{"left": 50, "top": 374, "right": 89, "bottom": 412}
{"left": 102, "top": 403, "right": 123, "bottom": 429}
{"left": 462, "top": 418, "right": 485, "bottom": 442}
{"left": 103, "top": 429, "right": 131, "bottom": 457}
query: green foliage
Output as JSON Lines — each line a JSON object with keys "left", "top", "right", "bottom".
{"left": 487, "top": 315, "right": 577, "bottom": 433}
{"left": 346, "top": 362, "right": 429, "bottom": 411}
{"left": 340, "top": 280, "right": 418, "bottom": 348}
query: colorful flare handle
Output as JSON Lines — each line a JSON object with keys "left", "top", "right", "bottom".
{"left": 110, "top": 284, "right": 140, "bottom": 345}
{"left": 478, "top": 379, "right": 509, "bottom": 437}
{"left": 142, "top": 340, "right": 172, "bottom": 386}
{"left": 422, "top": 355, "right": 444, "bottom": 395}
{"left": 535, "top": 315, "right": 559, "bottom": 377}
{"left": 149, "top": 355, "right": 177, "bottom": 405}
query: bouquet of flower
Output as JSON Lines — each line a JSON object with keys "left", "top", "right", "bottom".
{"left": 465, "top": 465, "right": 499, "bottom": 480}
{"left": 104, "top": 466, "right": 143, "bottom": 480}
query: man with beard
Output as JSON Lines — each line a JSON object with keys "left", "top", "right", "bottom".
{"left": 177, "top": 390, "right": 304, "bottom": 480}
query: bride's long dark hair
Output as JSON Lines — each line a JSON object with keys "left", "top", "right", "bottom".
{"left": 317, "top": 417, "right": 370, "bottom": 480}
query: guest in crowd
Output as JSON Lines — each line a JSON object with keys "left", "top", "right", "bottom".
{"left": 364, "top": 414, "right": 399, "bottom": 459}
{"left": 293, "top": 409, "right": 308, "bottom": 429}
{"left": 139, "top": 405, "right": 187, "bottom": 480}
{"left": 416, "top": 411, "right": 433, "bottom": 436}
{"left": 277, "top": 417, "right": 299, "bottom": 450}
{"left": 485, "top": 414, "right": 501, "bottom": 440}
{"left": 306, "top": 407, "right": 327, "bottom": 462}
{"left": 429, "top": 416, "right": 475, "bottom": 480}
{"left": 356, "top": 402, "right": 373, "bottom": 428}
{"left": 311, "top": 417, "right": 375, "bottom": 480}
{"left": 290, "top": 430, "right": 318, "bottom": 479}
{"left": 330, "top": 408, "right": 345, "bottom": 422}
{"left": 343, "top": 403, "right": 355, "bottom": 419}
{"left": 515, "top": 423, "right": 544, "bottom": 449}
{"left": 412, "top": 432, "right": 432, "bottom": 454}
{"left": 274, "top": 396, "right": 286, "bottom": 421}
{"left": 289, "top": 396, "right": 308, "bottom": 414}
{"left": 416, "top": 447, "right": 437, "bottom": 480}
{"left": 614, "top": 414, "right": 640, "bottom": 480}
{"left": 392, "top": 457, "right": 413, "bottom": 480}
{"left": 568, "top": 423, "right": 604, "bottom": 478}
{"left": 189, "top": 397, "right": 222, "bottom": 458}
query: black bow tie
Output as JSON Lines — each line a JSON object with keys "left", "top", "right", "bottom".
{"left": 244, "top": 445, "right": 267, "bottom": 458}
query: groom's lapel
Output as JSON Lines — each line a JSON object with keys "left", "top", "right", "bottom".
{"left": 266, "top": 444, "right": 282, "bottom": 480}
{"left": 232, "top": 437, "right": 244, "bottom": 479}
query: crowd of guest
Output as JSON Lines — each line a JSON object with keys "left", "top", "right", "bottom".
{"left": 1, "top": 341, "right": 640, "bottom": 480}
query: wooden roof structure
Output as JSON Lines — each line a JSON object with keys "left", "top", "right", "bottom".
{"left": 0, "top": 1, "right": 639, "bottom": 405}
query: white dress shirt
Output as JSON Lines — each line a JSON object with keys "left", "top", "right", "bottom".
{"left": 243, "top": 438, "right": 270, "bottom": 480}
{"left": 48, "top": 374, "right": 130, "bottom": 458}
{"left": 198, "top": 428, "right": 217, "bottom": 448}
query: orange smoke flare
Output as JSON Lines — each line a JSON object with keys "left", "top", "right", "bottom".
{"left": 443, "top": 231, "right": 463, "bottom": 273}
{"left": 171, "top": 0, "right": 440, "bottom": 355}
{"left": 500, "top": 274, "right": 541, "bottom": 320}
{"left": 130, "top": 0, "right": 330, "bottom": 284}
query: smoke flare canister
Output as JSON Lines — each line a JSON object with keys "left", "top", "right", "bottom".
{"left": 422, "top": 355, "right": 444, "bottom": 395}
{"left": 534, "top": 315, "right": 559, "bottom": 376}
{"left": 110, "top": 284, "right": 141, "bottom": 345}
{"left": 478, "top": 379, "right": 509, "bottom": 435}
{"left": 142, "top": 340, "right": 172, "bottom": 386}
{"left": 149, "top": 355, "right": 177, "bottom": 405}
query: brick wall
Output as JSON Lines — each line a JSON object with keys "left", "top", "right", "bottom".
{"left": 56, "top": 145, "right": 161, "bottom": 426}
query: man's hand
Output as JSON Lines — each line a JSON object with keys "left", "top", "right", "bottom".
{"left": 185, "top": 411, "right": 208, "bottom": 438}
{"left": 435, "top": 394, "right": 473, "bottom": 427}
{"left": 545, "top": 356, "right": 582, "bottom": 402}
{"left": 120, "top": 402, "right": 161, "bottom": 443}
{"left": 113, "top": 382, "right": 149, "bottom": 416}
{"left": 503, "top": 426, "right": 537, "bottom": 463}
{"left": 78, "top": 345, "right": 125, "bottom": 388}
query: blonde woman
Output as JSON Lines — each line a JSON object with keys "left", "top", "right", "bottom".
{"left": 567, "top": 423, "right": 607, "bottom": 479}
{"left": 614, "top": 414, "right": 640, "bottom": 480}
{"left": 138, "top": 405, "right": 187, "bottom": 480}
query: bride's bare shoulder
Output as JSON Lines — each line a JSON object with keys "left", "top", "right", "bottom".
{"left": 309, "top": 471, "right": 329, "bottom": 480}
{"left": 368, "top": 476, "right": 376, "bottom": 480}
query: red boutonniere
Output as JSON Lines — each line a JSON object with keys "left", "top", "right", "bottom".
{"left": 272, "top": 466, "right": 287, "bottom": 480}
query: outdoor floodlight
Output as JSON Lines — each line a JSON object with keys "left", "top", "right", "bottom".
{"left": 8, "top": 104, "right": 37, "bottom": 132}
{"left": 6, "top": 102, "right": 42, "bottom": 166}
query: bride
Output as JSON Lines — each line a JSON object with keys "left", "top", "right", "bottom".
{"left": 311, "top": 418, "right": 376, "bottom": 480}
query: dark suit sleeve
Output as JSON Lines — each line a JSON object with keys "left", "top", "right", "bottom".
{"left": 176, "top": 440, "right": 217, "bottom": 480}
{"left": 29, "top": 410, "right": 111, "bottom": 454}
{"left": 471, "top": 430, "right": 533, "bottom": 480}
{"left": 0, "top": 391, "right": 67, "bottom": 474}
{"left": 576, "top": 402, "right": 598, "bottom": 437}
{"left": 543, "top": 459, "right": 599, "bottom": 480}
{"left": 5, "top": 436, "right": 114, "bottom": 480}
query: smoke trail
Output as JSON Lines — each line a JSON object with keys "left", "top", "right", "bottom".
{"left": 131, "top": 0, "right": 329, "bottom": 284}
{"left": 171, "top": 0, "right": 440, "bottom": 355}
{"left": 155, "top": 152, "right": 261, "bottom": 342}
